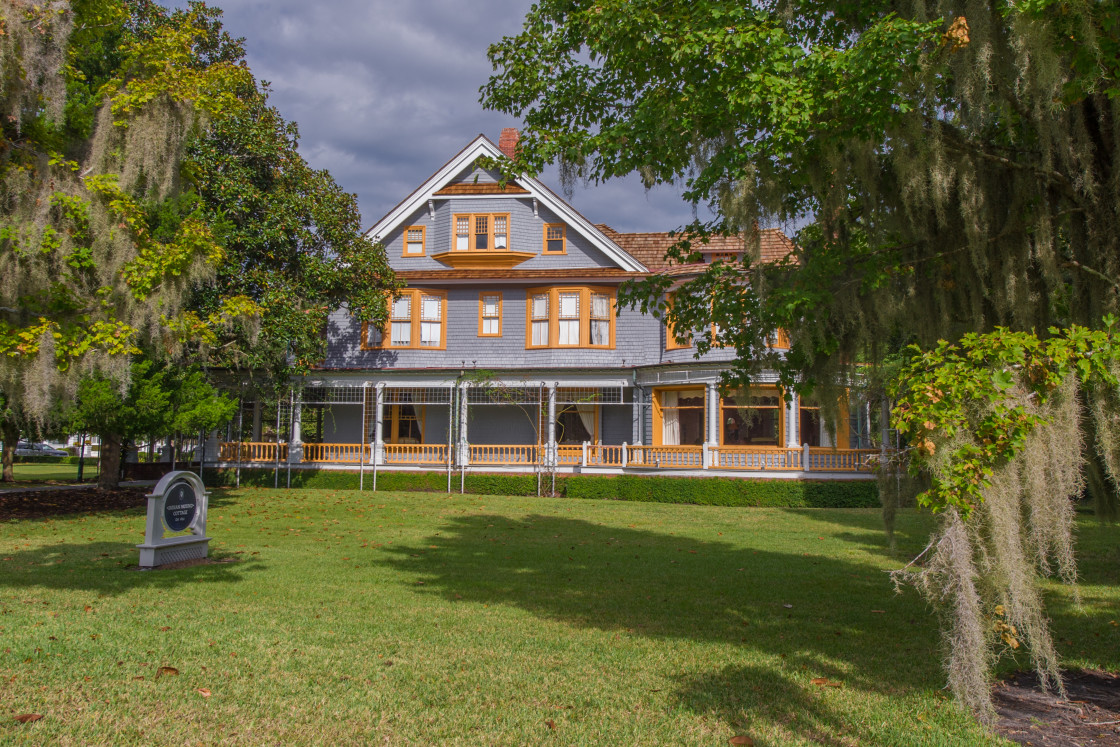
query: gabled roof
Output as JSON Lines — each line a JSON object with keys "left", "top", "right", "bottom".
{"left": 366, "top": 135, "right": 648, "bottom": 273}
{"left": 598, "top": 225, "right": 795, "bottom": 271}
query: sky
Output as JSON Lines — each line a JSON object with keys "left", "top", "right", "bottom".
{"left": 183, "top": 0, "right": 714, "bottom": 233}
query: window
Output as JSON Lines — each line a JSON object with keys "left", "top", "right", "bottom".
{"left": 589, "top": 293, "right": 611, "bottom": 346}
{"left": 525, "top": 286, "right": 615, "bottom": 349}
{"left": 558, "top": 291, "right": 580, "bottom": 345}
{"left": 361, "top": 289, "right": 446, "bottom": 350}
{"left": 530, "top": 292, "right": 550, "bottom": 346}
{"left": 654, "top": 388, "right": 705, "bottom": 446}
{"left": 556, "top": 405, "right": 596, "bottom": 444}
{"left": 664, "top": 292, "right": 692, "bottom": 350}
{"left": 543, "top": 224, "right": 566, "bottom": 253}
{"left": 390, "top": 403, "right": 424, "bottom": 443}
{"left": 479, "top": 293, "right": 502, "bottom": 337}
{"left": 403, "top": 226, "right": 425, "bottom": 256}
{"left": 722, "top": 388, "right": 783, "bottom": 446}
{"left": 453, "top": 213, "right": 510, "bottom": 251}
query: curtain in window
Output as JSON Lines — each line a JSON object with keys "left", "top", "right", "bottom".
{"left": 419, "top": 295, "right": 442, "bottom": 347}
{"left": 661, "top": 390, "right": 680, "bottom": 445}
{"left": 576, "top": 405, "right": 596, "bottom": 442}
{"left": 493, "top": 216, "right": 507, "bottom": 249}
{"left": 558, "top": 292, "right": 580, "bottom": 345}
{"left": 455, "top": 217, "right": 469, "bottom": 251}
{"left": 391, "top": 296, "right": 412, "bottom": 346}
{"left": 531, "top": 293, "right": 549, "bottom": 345}
{"left": 590, "top": 293, "right": 610, "bottom": 345}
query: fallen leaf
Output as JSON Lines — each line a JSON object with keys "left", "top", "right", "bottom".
{"left": 159, "top": 626, "right": 171, "bottom": 631}
{"left": 729, "top": 737, "right": 754, "bottom": 746}
{"left": 811, "top": 677, "right": 842, "bottom": 688}
{"left": 783, "top": 604, "right": 793, "bottom": 609}
{"left": 197, "top": 688, "right": 211, "bottom": 697}
{"left": 14, "top": 714, "right": 43, "bottom": 724}
{"left": 545, "top": 719, "right": 556, "bottom": 730}
{"left": 156, "top": 666, "right": 179, "bottom": 678}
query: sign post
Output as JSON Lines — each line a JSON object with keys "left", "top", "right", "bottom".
{"left": 137, "top": 470, "right": 211, "bottom": 568}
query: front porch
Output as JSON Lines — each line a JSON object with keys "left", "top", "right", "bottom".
{"left": 215, "top": 379, "right": 890, "bottom": 480}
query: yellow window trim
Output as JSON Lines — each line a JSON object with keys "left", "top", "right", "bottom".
{"left": 524, "top": 285, "right": 616, "bottom": 350}
{"left": 452, "top": 212, "right": 511, "bottom": 252}
{"left": 720, "top": 386, "right": 785, "bottom": 447}
{"left": 651, "top": 385, "right": 706, "bottom": 447}
{"left": 542, "top": 223, "right": 567, "bottom": 254}
{"left": 664, "top": 292, "right": 692, "bottom": 351}
{"left": 359, "top": 289, "right": 448, "bottom": 351}
{"left": 389, "top": 404, "right": 427, "bottom": 444}
{"left": 478, "top": 292, "right": 503, "bottom": 337}
{"left": 402, "top": 225, "right": 426, "bottom": 257}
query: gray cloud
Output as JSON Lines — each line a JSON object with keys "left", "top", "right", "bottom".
{"left": 172, "top": 0, "right": 704, "bottom": 232}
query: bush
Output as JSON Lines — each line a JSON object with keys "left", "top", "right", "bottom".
{"left": 203, "top": 468, "right": 878, "bottom": 507}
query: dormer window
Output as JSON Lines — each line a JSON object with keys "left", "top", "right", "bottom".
{"left": 454, "top": 213, "right": 510, "bottom": 252}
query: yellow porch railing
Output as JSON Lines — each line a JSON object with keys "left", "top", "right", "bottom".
{"left": 384, "top": 443, "right": 448, "bottom": 465}
{"left": 218, "top": 442, "right": 288, "bottom": 462}
{"left": 470, "top": 444, "right": 540, "bottom": 465}
{"left": 626, "top": 445, "right": 704, "bottom": 469}
{"left": 712, "top": 447, "right": 803, "bottom": 471}
{"left": 807, "top": 448, "right": 881, "bottom": 472}
{"left": 301, "top": 442, "right": 369, "bottom": 463}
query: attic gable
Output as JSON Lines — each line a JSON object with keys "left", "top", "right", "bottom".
{"left": 366, "top": 134, "right": 648, "bottom": 273}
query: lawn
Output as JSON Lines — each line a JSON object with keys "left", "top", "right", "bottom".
{"left": 0, "top": 489, "right": 1116, "bottom": 745}
{"left": 4, "top": 462, "right": 100, "bottom": 486}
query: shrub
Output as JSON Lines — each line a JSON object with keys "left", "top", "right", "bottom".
{"left": 204, "top": 468, "right": 878, "bottom": 507}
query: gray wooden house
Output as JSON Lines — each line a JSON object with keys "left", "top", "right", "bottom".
{"left": 219, "top": 131, "right": 879, "bottom": 479}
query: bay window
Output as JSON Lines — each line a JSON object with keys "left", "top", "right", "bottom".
{"left": 525, "top": 286, "right": 615, "bottom": 349}
{"left": 361, "top": 289, "right": 447, "bottom": 350}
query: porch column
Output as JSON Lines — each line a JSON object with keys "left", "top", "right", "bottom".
{"left": 786, "top": 391, "right": 800, "bottom": 449}
{"left": 288, "top": 389, "right": 303, "bottom": 463}
{"left": 631, "top": 386, "right": 642, "bottom": 446}
{"left": 457, "top": 381, "right": 469, "bottom": 467}
{"left": 251, "top": 399, "right": 262, "bottom": 441}
{"left": 547, "top": 383, "right": 557, "bottom": 468}
{"left": 373, "top": 383, "right": 385, "bottom": 465}
{"left": 706, "top": 381, "right": 719, "bottom": 467}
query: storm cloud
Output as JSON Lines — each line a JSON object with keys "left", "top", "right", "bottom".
{"left": 175, "top": 0, "right": 708, "bottom": 232}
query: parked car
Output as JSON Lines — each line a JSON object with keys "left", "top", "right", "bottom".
{"left": 15, "top": 442, "right": 69, "bottom": 457}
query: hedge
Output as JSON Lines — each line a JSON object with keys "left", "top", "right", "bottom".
{"left": 202, "top": 468, "right": 878, "bottom": 508}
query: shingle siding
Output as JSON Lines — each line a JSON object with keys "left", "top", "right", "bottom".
{"left": 324, "top": 289, "right": 742, "bottom": 371}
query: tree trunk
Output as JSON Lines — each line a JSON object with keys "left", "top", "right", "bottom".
{"left": 1, "top": 419, "right": 18, "bottom": 482}
{"left": 98, "top": 432, "right": 122, "bottom": 489}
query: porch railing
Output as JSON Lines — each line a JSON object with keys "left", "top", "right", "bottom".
{"left": 627, "top": 445, "right": 704, "bottom": 469}
{"left": 302, "top": 442, "right": 368, "bottom": 463}
{"left": 218, "top": 441, "right": 288, "bottom": 462}
{"left": 712, "top": 446, "right": 803, "bottom": 471}
{"left": 384, "top": 443, "right": 448, "bottom": 465}
{"left": 219, "top": 441, "right": 883, "bottom": 473}
{"left": 807, "top": 448, "right": 881, "bottom": 472}
{"left": 470, "top": 444, "right": 540, "bottom": 466}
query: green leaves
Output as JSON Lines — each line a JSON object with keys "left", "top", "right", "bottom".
{"left": 891, "top": 322, "right": 1120, "bottom": 517}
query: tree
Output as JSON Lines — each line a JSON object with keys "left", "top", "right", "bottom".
{"left": 68, "top": 359, "right": 234, "bottom": 488}
{"left": 2, "top": 0, "right": 396, "bottom": 467}
{"left": 483, "top": 0, "right": 1120, "bottom": 718}
{"left": 0, "top": 0, "right": 252, "bottom": 416}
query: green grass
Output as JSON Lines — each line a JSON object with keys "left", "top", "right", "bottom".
{"left": 0, "top": 490, "right": 1116, "bottom": 745}
{"left": 4, "top": 462, "right": 100, "bottom": 486}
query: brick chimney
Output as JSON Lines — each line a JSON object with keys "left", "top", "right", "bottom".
{"left": 498, "top": 127, "right": 520, "bottom": 160}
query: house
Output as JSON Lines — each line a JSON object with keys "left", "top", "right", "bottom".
{"left": 217, "top": 130, "right": 880, "bottom": 479}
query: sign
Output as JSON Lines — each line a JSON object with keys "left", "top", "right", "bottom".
{"left": 137, "top": 470, "right": 210, "bottom": 568}
{"left": 163, "top": 480, "right": 197, "bottom": 532}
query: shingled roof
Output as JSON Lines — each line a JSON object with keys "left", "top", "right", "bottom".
{"left": 597, "top": 225, "right": 795, "bottom": 271}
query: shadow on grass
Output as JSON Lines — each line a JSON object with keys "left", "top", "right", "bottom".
{"left": 0, "top": 540, "right": 265, "bottom": 595}
{"left": 383, "top": 512, "right": 946, "bottom": 735}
